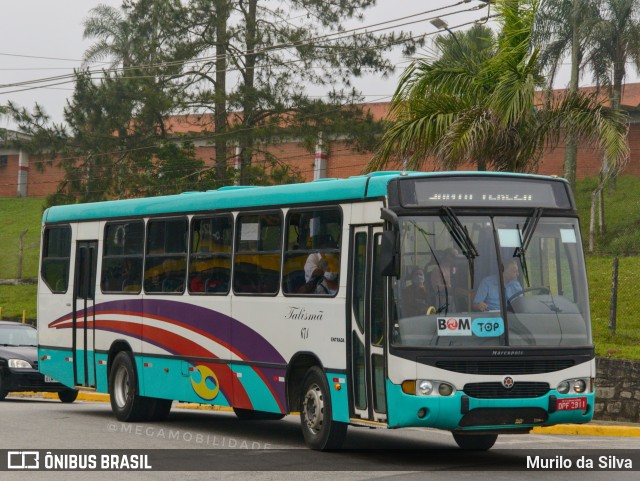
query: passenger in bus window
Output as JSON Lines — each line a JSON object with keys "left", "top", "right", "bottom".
{"left": 429, "top": 248, "right": 458, "bottom": 309}
{"left": 145, "top": 272, "right": 162, "bottom": 292}
{"left": 402, "top": 267, "right": 429, "bottom": 316}
{"left": 472, "top": 259, "right": 522, "bottom": 312}
{"left": 303, "top": 234, "right": 338, "bottom": 279}
{"left": 315, "top": 271, "right": 338, "bottom": 295}
{"left": 297, "top": 234, "right": 339, "bottom": 295}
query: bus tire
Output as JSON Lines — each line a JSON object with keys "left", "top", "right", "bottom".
{"left": 0, "top": 376, "right": 7, "bottom": 401}
{"left": 109, "top": 351, "right": 150, "bottom": 422}
{"left": 452, "top": 432, "right": 498, "bottom": 450}
{"left": 148, "top": 398, "right": 173, "bottom": 421}
{"left": 300, "top": 366, "right": 347, "bottom": 450}
{"left": 57, "top": 389, "right": 79, "bottom": 403}
{"left": 233, "top": 407, "right": 285, "bottom": 421}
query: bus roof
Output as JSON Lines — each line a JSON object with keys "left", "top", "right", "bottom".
{"left": 42, "top": 171, "right": 568, "bottom": 223}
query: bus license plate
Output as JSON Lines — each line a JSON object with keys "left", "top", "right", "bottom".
{"left": 44, "top": 376, "right": 55, "bottom": 383}
{"left": 556, "top": 397, "right": 587, "bottom": 411}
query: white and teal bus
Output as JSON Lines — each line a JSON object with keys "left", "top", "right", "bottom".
{"left": 37, "top": 171, "right": 595, "bottom": 450}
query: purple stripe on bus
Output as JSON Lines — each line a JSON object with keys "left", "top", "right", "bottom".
{"left": 87, "top": 299, "right": 286, "bottom": 365}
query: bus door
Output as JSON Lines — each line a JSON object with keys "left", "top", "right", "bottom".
{"left": 73, "top": 240, "right": 98, "bottom": 388}
{"left": 350, "top": 226, "right": 387, "bottom": 423}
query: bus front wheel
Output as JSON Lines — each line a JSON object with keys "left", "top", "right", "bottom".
{"left": 109, "top": 351, "right": 150, "bottom": 422}
{"left": 452, "top": 432, "right": 498, "bottom": 450}
{"left": 300, "top": 366, "right": 347, "bottom": 450}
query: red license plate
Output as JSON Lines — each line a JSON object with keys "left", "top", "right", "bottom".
{"left": 556, "top": 397, "right": 587, "bottom": 411}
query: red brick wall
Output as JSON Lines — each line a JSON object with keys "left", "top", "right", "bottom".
{"left": 0, "top": 154, "right": 19, "bottom": 197}
{"left": 27, "top": 156, "right": 66, "bottom": 198}
{"left": 5, "top": 121, "right": 640, "bottom": 198}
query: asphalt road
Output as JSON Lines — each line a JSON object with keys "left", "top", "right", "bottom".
{"left": 1, "top": 395, "right": 640, "bottom": 481}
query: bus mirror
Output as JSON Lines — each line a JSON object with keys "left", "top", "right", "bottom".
{"left": 380, "top": 231, "right": 400, "bottom": 277}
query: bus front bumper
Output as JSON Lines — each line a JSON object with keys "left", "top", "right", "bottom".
{"left": 386, "top": 381, "right": 595, "bottom": 432}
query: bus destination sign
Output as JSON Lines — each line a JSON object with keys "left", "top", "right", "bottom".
{"left": 399, "top": 177, "right": 572, "bottom": 209}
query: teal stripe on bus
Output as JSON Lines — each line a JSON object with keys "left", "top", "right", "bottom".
{"left": 42, "top": 171, "right": 565, "bottom": 223}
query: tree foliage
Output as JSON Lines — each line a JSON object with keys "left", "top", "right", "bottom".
{"left": 367, "top": 0, "right": 629, "bottom": 177}
{"left": 5, "top": 0, "right": 421, "bottom": 205}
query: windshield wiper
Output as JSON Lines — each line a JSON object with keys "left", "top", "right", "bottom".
{"left": 410, "top": 221, "right": 450, "bottom": 314}
{"left": 440, "top": 207, "right": 479, "bottom": 288}
{"left": 515, "top": 208, "right": 543, "bottom": 285}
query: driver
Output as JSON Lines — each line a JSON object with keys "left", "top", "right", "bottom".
{"left": 472, "top": 259, "right": 522, "bottom": 312}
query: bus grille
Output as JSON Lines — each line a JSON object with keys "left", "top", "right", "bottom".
{"left": 436, "top": 359, "right": 574, "bottom": 375}
{"left": 459, "top": 408, "right": 548, "bottom": 427}
{"left": 463, "top": 382, "right": 550, "bottom": 399}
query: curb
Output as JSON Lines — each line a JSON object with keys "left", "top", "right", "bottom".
{"left": 14, "top": 392, "right": 640, "bottom": 437}
{"left": 532, "top": 424, "right": 640, "bottom": 438}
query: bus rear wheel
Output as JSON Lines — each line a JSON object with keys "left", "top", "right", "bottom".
{"left": 148, "top": 398, "right": 173, "bottom": 421}
{"left": 109, "top": 351, "right": 152, "bottom": 422}
{"left": 452, "top": 432, "right": 498, "bottom": 450}
{"left": 233, "top": 407, "right": 285, "bottom": 420}
{"left": 0, "top": 375, "right": 8, "bottom": 401}
{"left": 58, "top": 389, "right": 78, "bottom": 403}
{"left": 300, "top": 366, "right": 347, "bottom": 450}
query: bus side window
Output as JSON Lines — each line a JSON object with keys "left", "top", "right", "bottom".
{"left": 234, "top": 212, "right": 282, "bottom": 295}
{"left": 188, "top": 215, "right": 232, "bottom": 295}
{"left": 282, "top": 208, "right": 342, "bottom": 296}
{"left": 101, "top": 221, "right": 144, "bottom": 294}
{"left": 41, "top": 226, "right": 72, "bottom": 294}
{"left": 144, "top": 218, "right": 188, "bottom": 294}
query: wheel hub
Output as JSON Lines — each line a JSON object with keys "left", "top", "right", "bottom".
{"left": 114, "top": 366, "right": 130, "bottom": 408}
{"left": 303, "top": 383, "right": 324, "bottom": 434}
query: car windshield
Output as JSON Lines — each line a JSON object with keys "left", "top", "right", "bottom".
{"left": 391, "top": 215, "right": 591, "bottom": 348}
{"left": 0, "top": 325, "right": 37, "bottom": 347}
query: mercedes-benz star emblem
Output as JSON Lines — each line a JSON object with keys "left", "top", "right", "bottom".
{"left": 502, "top": 376, "right": 515, "bottom": 389}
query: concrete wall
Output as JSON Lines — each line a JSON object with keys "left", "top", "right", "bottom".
{"left": 595, "top": 357, "right": 640, "bottom": 423}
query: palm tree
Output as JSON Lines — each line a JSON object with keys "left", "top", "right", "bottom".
{"left": 366, "top": 0, "right": 629, "bottom": 181}
{"left": 82, "top": 4, "right": 135, "bottom": 69}
{"left": 534, "top": 0, "right": 602, "bottom": 187}
{"left": 588, "top": 0, "right": 640, "bottom": 158}
{"left": 581, "top": 1, "right": 640, "bottom": 242}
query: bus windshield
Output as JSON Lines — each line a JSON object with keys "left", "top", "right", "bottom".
{"left": 392, "top": 214, "right": 591, "bottom": 348}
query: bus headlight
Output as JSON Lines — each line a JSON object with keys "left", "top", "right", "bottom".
{"left": 557, "top": 378, "right": 590, "bottom": 394}
{"left": 402, "top": 380, "right": 456, "bottom": 396}
{"left": 573, "top": 379, "right": 587, "bottom": 394}
{"left": 8, "top": 359, "right": 32, "bottom": 369}
{"left": 438, "top": 383, "right": 454, "bottom": 396}
{"left": 418, "top": 380, "right": 433, "bottom": 396}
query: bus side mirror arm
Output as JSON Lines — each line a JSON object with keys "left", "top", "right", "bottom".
{"left": 380, "top": 208, "right": 400, "bottom": 278}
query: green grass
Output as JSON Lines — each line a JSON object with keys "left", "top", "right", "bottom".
{"left": 575, "top": 176, "right": 640, "bottom": 256}
{"left": 0, "top": 197, "right": 45, "bottom": 280}
{"left": 0, "top": 284, "right": 36, "bottom": 320}
{"left": 587, "top": 256, "right": 640, "bottom": 359}
{"left": 1, "top": 176, "right": 640, "bottom": 358}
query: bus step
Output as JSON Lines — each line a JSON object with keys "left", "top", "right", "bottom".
{"left": 349, "top": 418, "right": 388, "bottom": 428}
{"left": 74, "top": 385, "right": 97, "bottom": 391}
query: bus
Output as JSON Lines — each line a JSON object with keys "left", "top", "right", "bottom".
{"left": 37, "top": 171, "right": 595, "bottom": 450}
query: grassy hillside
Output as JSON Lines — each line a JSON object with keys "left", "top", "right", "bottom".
{"left": 575, "top": 176, "right": 640, "bottom": 256}
{"left": 587, "top": 256, "right": 640, "bottom": 359}
{"left": 0, "top": 197, "right": 44, "bottom": 280}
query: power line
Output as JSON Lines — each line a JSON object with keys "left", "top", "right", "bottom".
{"left": 0, "top": 3, "right": 487, "bottom": 94}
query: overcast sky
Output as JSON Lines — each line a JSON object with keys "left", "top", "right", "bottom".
{"left": 0, "top": 0, "right": 493, "bottom": 130}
